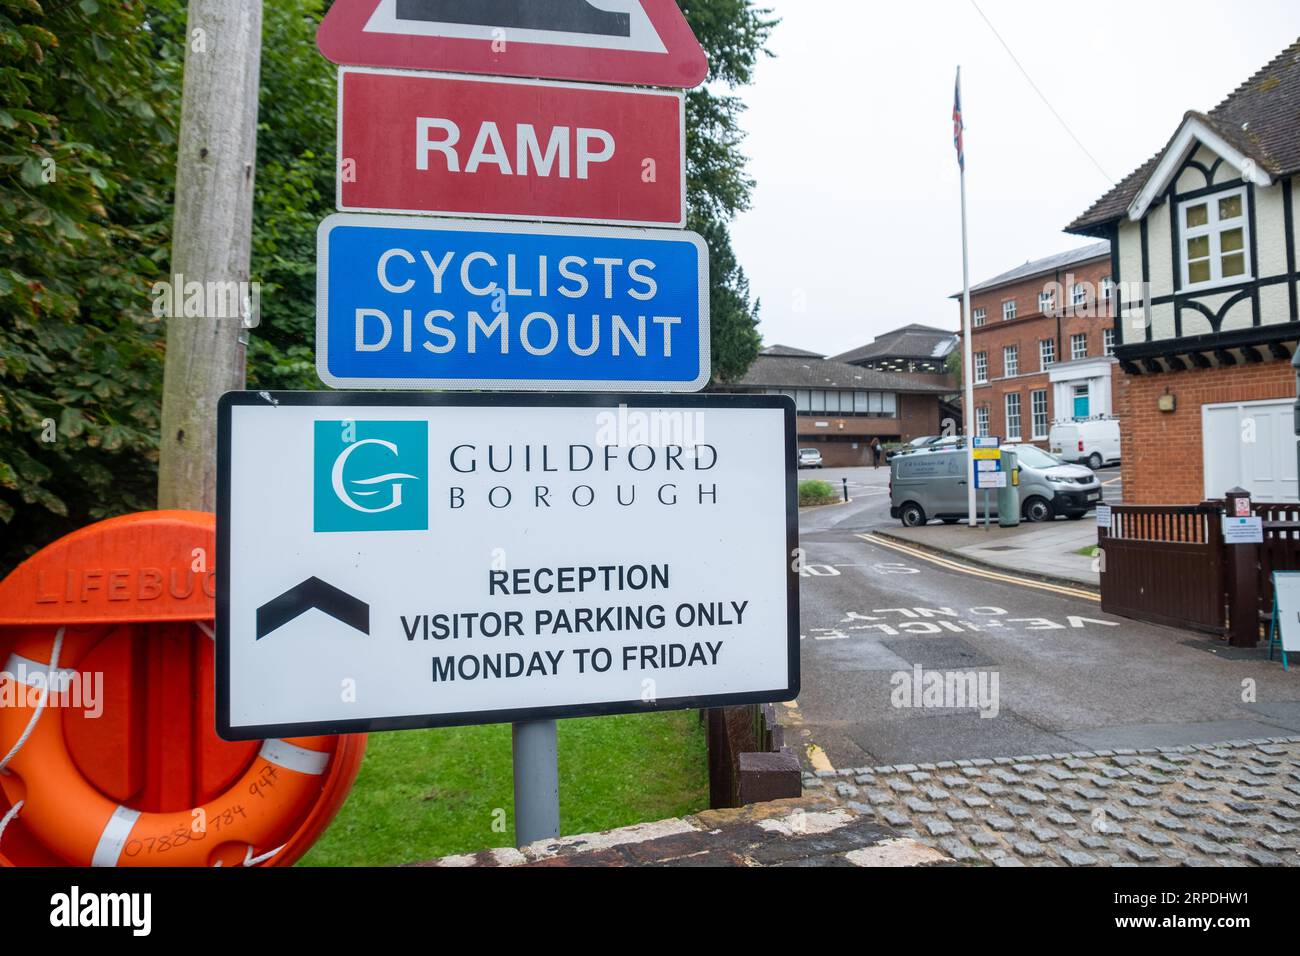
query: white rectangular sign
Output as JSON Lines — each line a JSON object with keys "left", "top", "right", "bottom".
{"left": 1222, "top": 516, "right": 1264, "bottom": 545}
{"left": 216, "top": 393, "right": 798, "bottom": 740}
{"left": 1096, "top": 504, "right": 1112, "bottom": 529}
{"left": 1274, "top": 573, "right": 1300, "bottom": 654}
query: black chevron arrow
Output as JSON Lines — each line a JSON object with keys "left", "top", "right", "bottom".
{"left": 256, "top": 577, "right": 370, "bottom": 640}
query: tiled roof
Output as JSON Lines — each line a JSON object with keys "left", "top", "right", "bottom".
{"left": 831, "top": 325, "right": 957, "bottom": 364}
{"left": 951, "top": 241, "right": 1111, "bottom": 298}
{"left": 759, "top": 344, "right": 826, "bottom": 358}
{"left": 733, "top": 355, "right": 953, "bottom": 393}
{"left": 1067, "top": 38, "right": 1300, "bottom": 235}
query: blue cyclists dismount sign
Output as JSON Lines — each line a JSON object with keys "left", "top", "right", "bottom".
{"left": 315, "top": 213, "right": 711, "bottom": 392}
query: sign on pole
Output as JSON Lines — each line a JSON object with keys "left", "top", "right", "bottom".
{"left": 338, "top": 69, "right": 685, "bottom": 227}
{"left": 1222, "top": 515, "right": 1264, "bottom": 545}
{"left": 315, "top": 214, "right": 710, "bottom": 391}
{"left": 317, "top": 0, "right": 709, "bottom": 89}
{"left": 216, "top": 393, "right": 799, "bottom": 741}
{"left": 972, "top": 438, "right": 1003, "bottom": 490}
{"left": 1272, "top": 572, "right": 1300, "bottom": 658}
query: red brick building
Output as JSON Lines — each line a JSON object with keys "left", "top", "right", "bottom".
{"left": 1066, "top": 40, "right": 1300, "bottom": 503}
{"left": 955, "top": 243, "right": 1118, "bottom": 447}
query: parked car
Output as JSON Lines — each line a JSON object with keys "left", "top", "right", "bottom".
{"left": 1050, "top": 418, "right": 1121, "bottom": 470}
{"left": 1002, "top": 444, "right": 1103, "bottom": 522}
{"left": 888, "top": 444, "right": 1102, "bottom": 526}
{"left": 797, "top": 447, "right": 824, "bottom": 469}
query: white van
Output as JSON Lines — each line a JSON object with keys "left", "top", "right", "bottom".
{"left": 1050, "top": 418, "right": 1120, "bottom": 470}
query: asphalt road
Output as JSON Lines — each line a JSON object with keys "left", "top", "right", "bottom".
{"left": 789, "top": 466, "right": 1300, "bottom": 771}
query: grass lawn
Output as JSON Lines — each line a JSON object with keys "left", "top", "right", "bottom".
{"left": 1075, "top": 546, "right": 1100, "bottom": 558}
{"left": 299, "top": 710, "right": 709, "bottom": 866}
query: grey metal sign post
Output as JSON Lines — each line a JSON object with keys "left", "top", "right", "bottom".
{"left": 512, "top": 720, "right": 560, "bottom": 845}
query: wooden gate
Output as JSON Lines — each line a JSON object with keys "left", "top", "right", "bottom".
{"left": 1099, "top": 505, "right": 1226, "bottom": 635}
{"left": 1251, "top": 502, "right": 1300, "bottom": 623}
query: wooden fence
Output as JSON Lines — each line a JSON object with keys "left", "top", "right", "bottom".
{"left": 1246, "top": 501, "right": 1300, "bottom": 626}
{"left": 1099, "top": 504, "right": 1226, "bottom": 634}
{"left": 1099, "top": 497, "right": 1300, "bottom": 642}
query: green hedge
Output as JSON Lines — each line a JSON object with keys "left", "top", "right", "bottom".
{"left": 798, "top": 480, "right": 839, "bottom": 507}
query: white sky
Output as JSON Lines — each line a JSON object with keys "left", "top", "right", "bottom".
{"left": 729, "top": 0, "right": 1300, "bottom": 358}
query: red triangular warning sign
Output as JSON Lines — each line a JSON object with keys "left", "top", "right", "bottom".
{"left": 318, "top": 0, "right": 708, "bottom": 89}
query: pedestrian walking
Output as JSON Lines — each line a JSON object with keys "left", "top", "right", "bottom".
{"left": 871, "top": 438, "right": 882, "bottom": 469}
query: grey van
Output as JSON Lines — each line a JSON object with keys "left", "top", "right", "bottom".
{"left": 889, "top": 444, "right": 1102, "bottom": 526}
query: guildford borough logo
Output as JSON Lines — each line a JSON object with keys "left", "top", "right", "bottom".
{"left": 314, "top": 420, "right": 429, "bottom": 533}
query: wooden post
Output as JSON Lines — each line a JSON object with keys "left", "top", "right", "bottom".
{"left": 158, "top": 1, "right": 264, "bottom": 510}
{"left": 1224, "top": 487, "right": 1260, "bottom": 648}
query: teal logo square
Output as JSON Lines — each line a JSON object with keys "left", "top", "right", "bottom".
{"left": 314, "top": 420, "right": 428, "bottom": 533}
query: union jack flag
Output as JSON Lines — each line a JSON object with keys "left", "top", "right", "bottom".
{"left": 953, "top": 68, "right": 965, "bottom": 170}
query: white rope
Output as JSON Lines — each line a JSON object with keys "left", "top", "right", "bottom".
{"left": 0, "top": 626, "right": 65, "bottom": 776}
{"left": 0, "top": 799, "right": 22, "bottom": 846}
{"left": 212, "top": 843, "right": 285, "bottom": 867}
{"left": 195, "top": 621, "right": 215, "bottom": 642}
{"left": 244, "top": 844, "right": 284, "bottom": 867}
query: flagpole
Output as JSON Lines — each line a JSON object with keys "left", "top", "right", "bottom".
{"left": 957, "top": 66, "right": 977, "bottom": 527}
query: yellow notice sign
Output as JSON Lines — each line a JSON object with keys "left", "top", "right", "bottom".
{"left": 972, "top": 448, "right": 1000, "bottom": 461}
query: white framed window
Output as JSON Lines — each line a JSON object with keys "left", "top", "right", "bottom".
{"left": 1002, "top": 300, "right": 1017, "bottom": 321}
{"left": 1003, "top": 345, "right": 1018, "bottom": 377}
{"left": 974, "top": 351, "right": 988, "bottom": 384}
{"left": 1104, "top": 328, "right": 1115, "bottom": 356}
{"left": 976, "top": 406, "right": 990, "bottom": 437}
{"left": 1071, "top": 333, "right": 1088, "bottom": 360}
{"left": 1180, "top": 186, "right": 1251, "bottom": 290}
{"left": 1031, "top": 389, "right": 1049, "bottom": 440}
{"left": 1071, "top": 283, "right": 1088, "bottom": 309}
{"left": 972, "top": 307, "right": 986, "bottom": 327}
{"left": 1038, "top": 290, "right": 1055, "bottom": 315}
{"left": 1005, "top": 393, "right": 1022, "bottom": 441}
{"left": 1100, "top": 277, "right": 1114, "bottom": 301}
{"left": 1040, "top": 338, "right": 1055, "bottom": 368}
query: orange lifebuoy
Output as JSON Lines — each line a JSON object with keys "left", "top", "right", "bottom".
{"left": 0, "top": 627, "right": 338, "bottom": 867}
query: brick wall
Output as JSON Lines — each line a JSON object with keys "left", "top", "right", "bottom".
{"left": 958, "top": 254, "right": 1114, "bottom": 435}
{"left": 795, "top": 394, "right": 945, "bottom": 467}
{"left": 1117, "top": 359, "right": 1296, "bottom": 503}
{"left": 899, "top": 393, "right": 942, "bottom": 442}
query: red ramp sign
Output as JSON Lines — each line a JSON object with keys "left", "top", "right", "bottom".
{"left": 317, "top": 0, "right": 708, "bottom": 89}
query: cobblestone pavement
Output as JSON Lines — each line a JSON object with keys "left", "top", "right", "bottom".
{"left": 802, "top": 736, "right": 1300, "bottom": 866}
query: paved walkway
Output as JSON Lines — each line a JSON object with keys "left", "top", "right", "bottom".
{"left": 804, "top": 737, "right": 1300, "bottom": 866}
{"left": 879, "top": 519, "right": 1101, "bottom": 587}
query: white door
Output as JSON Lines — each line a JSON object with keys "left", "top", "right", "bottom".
{"left": 1202, "top": 399, "right": 1298, "bottom": 501}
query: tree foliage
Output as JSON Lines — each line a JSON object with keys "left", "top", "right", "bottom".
{"left": 0, "top": 0, "right": 773, "bottom": 573}
{"left": 682, "top": 0, "right": 774, "bottom": 383}
{"left": 0, "top": 0, "right": 185, "bottom": 572}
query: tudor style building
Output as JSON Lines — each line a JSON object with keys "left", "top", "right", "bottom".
{"left": 1067, "top": 39, "right": 1300, "bottom": 503}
